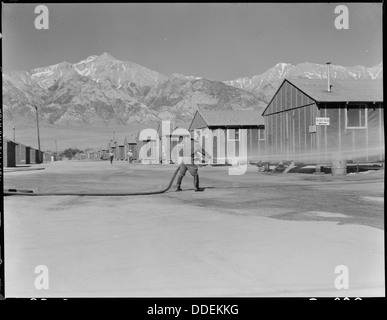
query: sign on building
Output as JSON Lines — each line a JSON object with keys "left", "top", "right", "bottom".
{"left": 316, "top": 117, "right": 330, "bottom": 125}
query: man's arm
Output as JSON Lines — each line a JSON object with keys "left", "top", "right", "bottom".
{"left": 201, "top": 149, "right": 212, "bottom": 159}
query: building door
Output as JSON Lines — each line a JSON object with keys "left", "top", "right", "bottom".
{"left": 6, "top": 141, "right": 17, "bottom": 167}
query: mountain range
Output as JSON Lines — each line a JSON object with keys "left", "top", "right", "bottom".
{"left": 3, "top": 52, "right": 383, "bottom": 130}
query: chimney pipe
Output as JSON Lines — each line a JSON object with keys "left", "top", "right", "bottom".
{"left": 326, "top": 62, "right": 331, "bottom": 92}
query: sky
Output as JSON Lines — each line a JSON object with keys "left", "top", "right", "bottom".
{"left": 2, "top": 2, "right": 383, "bottom": 81}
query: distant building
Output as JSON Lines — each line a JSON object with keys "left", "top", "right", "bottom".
{"left": 136, "top": 130, "right": 159, "bottom": 164}
{"left": 3, "top": 138, "right": 46, "bottom": 167}
{"left": 117, "top": 145, "right": 125, "bottom": 160}
{"left": 157, "top": 121, "right": 190, "bottom": 164}
{"left": 99, "top": 149, "right": 110, "bottom": 160}
{"left": 29, "top": 148, "right": 36, "bottom": 164}
{"left": 76, "top": 153, "right": 88, "bottom": 160}
{"left": 124, "top": 136, "right": 138, "bottom": 160}
{"left": 43, "top": 152, "right": 52, "bottom": 162}
{"left": 262, "top": 79, "right": 384, "bottom": 163}
{"left": 107, "top": 140, "right": 119, "bottom": 159}
{"left": 3, "top": 138, "right": 17, "bottom": 167}
{"left": 15, "top": 142, "right": 27, "bottom": 164}
{"left": 188, "top": 110, "right": 265, "bottom": 164}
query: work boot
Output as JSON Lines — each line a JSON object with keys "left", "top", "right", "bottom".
{"left": 194, "top": 176, "right": 204, "bottom": 192}
{"left": 176, "top": 175, "right": 183, "bottom": 191}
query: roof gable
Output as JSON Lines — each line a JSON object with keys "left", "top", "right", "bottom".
{"left": 188, "top": 110, "right": 209, "bottom": 131}
{"left": 262, "top": 79, "right": 316, "bottom": 116}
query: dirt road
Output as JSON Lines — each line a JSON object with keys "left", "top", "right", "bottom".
{"left": 3, "top": 160, "right": 384, "bottom": 297}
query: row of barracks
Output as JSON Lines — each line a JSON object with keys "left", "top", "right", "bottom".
{"left": 92, "top": 136, "right": 138, "bottom": 161}
{"left": 4, "top": 78, "right": 382, "bottom": 166}
{"left": 137, "top": 78, "right": 383, "bottom": 165}
{"left": 3, "top": 138, "right": 52, "bottom": 167}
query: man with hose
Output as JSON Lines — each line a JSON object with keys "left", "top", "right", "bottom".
{"left": 176, "top": 137, "right": 212, "bottom": 192}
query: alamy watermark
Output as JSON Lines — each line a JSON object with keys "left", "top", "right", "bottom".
{"left": 34, "top": 265, "right": 49, "bottom": 290}
{"left": 137, "top": 121, "right": 248, "bottom": 175}
{"left": 334, "top": 264, "right": 349, "bottom": 290}
{"left": 334, "top": 5, "right": 349, "bottom": 30}
{"left": 34, "top": 5, "right": 49, "bottom": 30}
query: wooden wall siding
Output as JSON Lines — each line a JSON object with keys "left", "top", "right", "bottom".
{"left": 25, "top": 147, "right": 31, "bottom": 164}
{"left": 15, "top": 144, "right": 22, "bottom": 164}
{"left": 15, "top": 144, "right": 20, "bottom": 163}
{"left": 265, "top": 80, "right": 384, "bottom": 163}
{"left": 247, "top": 129, "right": 255, "bottom": 161}
{"left": 118, "top": 146, "right": 125, "bottom": 160}
{"left": 318, "top": 105, "right": 384, "bottom": 162}
{"left": 265, "top": 116, "right": 272, "bottom": 158}
{"left": 189, "top": 127, "right": 264, "bottom": 164}
{"left": 245, "top": 128, "right": 264, "bottom": 162}
{"left": 265, "top": 103, "right": 384, "bottom": 164}
{"left": 4, "top": 140, "right": 17, "bottom": 167}
{"left": 30, "top": 148, "right": 36, "bottom": 164}
{"left": 265, "top": 80, "right": 315, "bottom": 116}
{"left": 20, "top": 145, "right": 26, "bottom": 164}
{"left": 189, "top": 112, "right": 208, "bottom": 131}
{"left": 264, "top": 103, "right": 322, "bottom": 163}
{"left": 35, "top": 150, "right": 41, "bottom": 163}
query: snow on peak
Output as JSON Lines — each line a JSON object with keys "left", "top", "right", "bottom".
{"left": 172, "top": 73, "right": 202, "bottom": 80}
{"left": 31, "top": 67, "right": 54, "bottom": 78}
{"left": 266, "top": 62, "right": 293, "bottom": 79}
{"left": 76, "top": 55, "right": 98, "bottom": 65}
{"left": 276, "top": 62, "right": 290, "bottom": 68}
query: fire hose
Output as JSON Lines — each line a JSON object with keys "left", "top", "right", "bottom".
{"left": 4, "top": 166, "right": 180, "bottom": 196}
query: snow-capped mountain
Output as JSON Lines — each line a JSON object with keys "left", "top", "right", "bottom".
{"left": 2, "top": 54, "right": 382, "bottom": 128}
{"left": 3, "top": 53, "right": 264, "bottom": 126}
{"left": 26, "top": 52, "right": 168, "bottom": 97}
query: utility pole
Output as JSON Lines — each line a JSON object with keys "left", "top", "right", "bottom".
{"left": 13, "top": 125, "right": 15, "bottom": 141}
{"left": 326, "top": 62, "right": 331, "bottom": 92}
{"left": 34, "top": 106, "right": 41, "bottom": 163}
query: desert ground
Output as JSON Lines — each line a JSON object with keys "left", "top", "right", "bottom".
{"left": 3, "top": 160, "right": 384, "bottom": 298}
